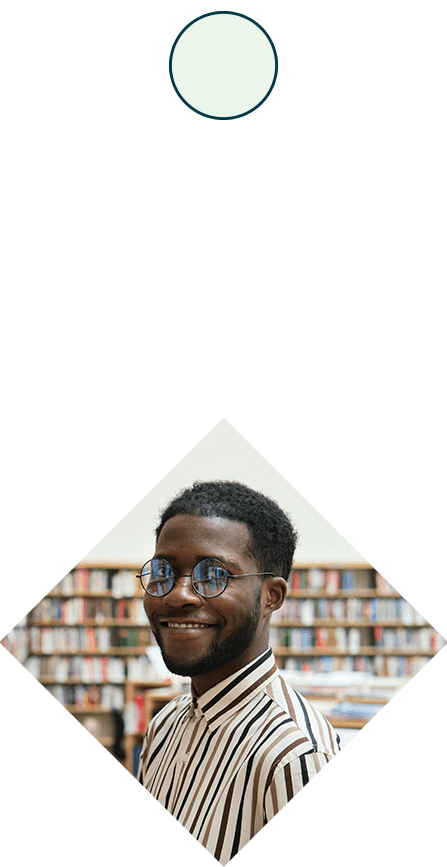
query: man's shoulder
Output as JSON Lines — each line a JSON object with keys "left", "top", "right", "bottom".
{"left": 264, "top": 673, "right": 340, "bottom": 758}
{"left": 146, "top": 691, "right": 191, "bottom": 734}
{"left": 159, "top": 690, "right": 191, "bottom": 717}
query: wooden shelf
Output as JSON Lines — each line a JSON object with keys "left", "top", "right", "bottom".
{"left": 287, "top": 589, "right": 402, "bottom": 598}
{"left": 29, "top": 647, "right": 152, "bottom": 655}
{"left": 273, "top": 646, "right": 437, "bottom": 656}
{"left": 48, "top": 590, "right": 115, "bottom": 598}
{"left": 29, "top": 619, "right": 150, "bottom": 627}
{"left": 326, "top": 718, "right": 367, "bottom": 729}
{"left": 45, "top": 588, "right": 402, "bottom": 600}
{"left": 66, "top": 706, "right": 114, "bottom": 713}
{"left": 37, "top": 677, "right": 165, "bottom": 686}
{"left": 272, "top": 619, "right": 428, "bottom": 628}
{"left": 302, "top": 694, "right": 390, "bottom": 705}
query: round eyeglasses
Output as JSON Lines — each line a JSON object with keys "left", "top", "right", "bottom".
{"left": 137, "top": 557, "right": 275, "bottom": 599}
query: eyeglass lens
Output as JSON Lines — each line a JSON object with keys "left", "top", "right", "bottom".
{"left": 140, "top": 558, "right": 228, "bottom": 598}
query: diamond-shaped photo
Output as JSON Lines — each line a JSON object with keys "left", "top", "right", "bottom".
{"left": 2, "top": 421, "right": 445, "bottom": 864}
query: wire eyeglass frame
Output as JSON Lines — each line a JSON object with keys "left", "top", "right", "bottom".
{"left": 137, "top": 556, "right": 275, "bottom": 599}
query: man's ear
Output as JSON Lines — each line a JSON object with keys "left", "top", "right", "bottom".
{"left": 263, "top": 576, "right": 288, "bottom": 614}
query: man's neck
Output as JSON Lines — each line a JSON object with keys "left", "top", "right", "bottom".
{"left": 191, "top": 644, "right": 271, "bottom": 697}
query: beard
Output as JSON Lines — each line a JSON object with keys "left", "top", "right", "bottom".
{"left": 150, "top": 588, "right": 263, "bottom": 678}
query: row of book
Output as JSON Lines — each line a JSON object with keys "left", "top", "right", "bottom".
{"left": 58, "top": 567, "right": 378, "bottom": 595}
{"left": 289, "top": 569, "right": 394, "bottom": 593}
{"left": 21, "top": 626, "right": 154, "bottom": 653}
{"left": 1, "top": 629, "right": 28, "bottom": 664}
{"left": 44, "top": 683, "right": 125, "bottom": 710}
{"left": 271, "top": 597, "right": 427, "bottom": 625}
{"left": 6, "top": 618, "right": 441, "bottom": 663}
{"left": 28, "top": 596, "right": 148, "bottom": 625}
{"left": 281, "top": 655, "right": 431, "bottom": 676}
{"left": 126, "top": 655, "right": 161, "bottom": 683}
{"left": 27, "top": 593, "right": 426, "bottom": 628}
{"left": 24, "top": 654, "right": 161, "bottom": 683}
{"left": 27, "top": 590, "right": 413, "bottom": 636}
{"left": 271, "top": 625, "right": 444, "bottom": 652}
{"left": 373, "top": 626, "right": 445, "bottom": 651}
{"left": 272, "top": 626, "right": 362, "bottom": 652}
{"left": 54, "top": 569, "right": 139, "bottom": 598}
{"left": 29, "top": 626, "right": 112, "bottom": 653}
{"left": 25, "top": 655, "right": 126, "bottom": 683}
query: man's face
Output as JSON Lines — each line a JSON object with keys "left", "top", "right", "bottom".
{"left": 143, "top": 514, "right": 270, "bottom": 686}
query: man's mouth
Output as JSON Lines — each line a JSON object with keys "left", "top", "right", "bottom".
{"left": 159, "top": 620, "right": 216, "bottom": 630}
{"left": 154, "top": 616, "right": 222, "bottom": 642}
{"left": 160, "top": 621, "right": 216, "bottom": 629}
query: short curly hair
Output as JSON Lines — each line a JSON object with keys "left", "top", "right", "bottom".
{"left": 155, "top": 480, "right": 298, "bottom": 581}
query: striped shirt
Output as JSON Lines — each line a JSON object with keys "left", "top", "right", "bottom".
{"left": 137, "top": 647, "right": 340, "bottom": 864}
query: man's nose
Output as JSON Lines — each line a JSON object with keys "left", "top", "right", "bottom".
{"left": 167, "top": 573, "right": 202, "bottom": 605}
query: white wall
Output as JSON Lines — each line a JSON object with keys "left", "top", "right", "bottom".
{"left": 80, "top": 420, "right": 368, "bottom": 568}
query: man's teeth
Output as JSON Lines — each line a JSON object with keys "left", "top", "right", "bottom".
{"left": 166, "top": 622, "right": 211, "bottom": 628}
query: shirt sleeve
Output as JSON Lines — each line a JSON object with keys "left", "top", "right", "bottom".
{"left": 264, "top": 750, "right": 332, "bottom": 823}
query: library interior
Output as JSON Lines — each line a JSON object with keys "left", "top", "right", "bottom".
{"left": 4, "top": 558, "right": 445, "bottom": 776}
{"left": 2, "top": 433, "right": 446, "bottom": 780}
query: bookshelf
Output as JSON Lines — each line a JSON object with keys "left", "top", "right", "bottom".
{"left": 2, "top": 562, "right": 445, "bottom": 770}
{"left": 271, "top": 565, "right": 445, "bottom": 678}
{"left": 1, "top": 564, "right": 169, "bottom": 773}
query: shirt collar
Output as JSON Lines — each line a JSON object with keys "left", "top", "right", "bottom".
{"left": 190, "top": 647, "right": 278, "bottom": 731}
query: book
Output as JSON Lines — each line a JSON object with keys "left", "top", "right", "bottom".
{"left": 133, "top": 744, "right": 143, "bottom": 777}
{"left": 376, "top": 573, "right": 395, "bottom": 594}
{"left": 316, "top": 628, "right": 328, "bottom": 649}
{"left": 118, "top": 628, "right": 137, "bottom": 647}
{"left": 325, "top": 570, "right": 340, "bottom": 594}
{"left": 300, "top": 599, "right": 314, "bottom": 626}
{"left": 348, "top": 628, "right": 361, "bottom": 654}
{"left": 308, "top": 569, "right": 325, "bottom": 591}
{"left": 341, "top": 571, "right": 355, "bottom": 590}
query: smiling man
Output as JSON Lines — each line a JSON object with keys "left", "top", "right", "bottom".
{"left": 137, "top": 481, "right": 340, "bottom": 864}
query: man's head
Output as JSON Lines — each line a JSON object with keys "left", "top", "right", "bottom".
{"left": 155, "top": 481, "right": 298, "bottom": 581}
{"left": 142, "top": 481, "right": 298, "bottom": 693}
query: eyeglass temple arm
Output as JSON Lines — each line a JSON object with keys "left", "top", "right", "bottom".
{"left": 231, "top": 572, "right": 276, "bottom": 577}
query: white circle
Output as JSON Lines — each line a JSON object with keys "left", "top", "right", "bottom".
{"left": 170, "top": 13, "right": 277, "bottom": 119}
